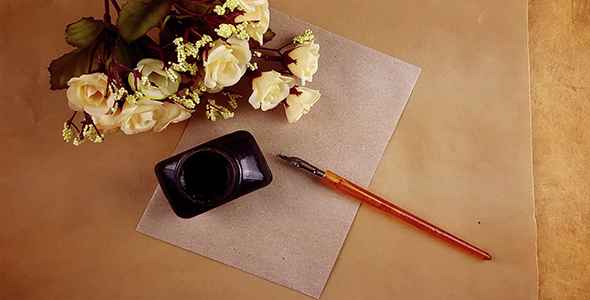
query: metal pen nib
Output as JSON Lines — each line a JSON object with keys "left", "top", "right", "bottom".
{"left": 277, "top": 154, "right": 325, "bottom": 179}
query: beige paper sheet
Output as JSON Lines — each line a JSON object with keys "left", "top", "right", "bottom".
{"left": 137, "top": 9, "right": 421, "bottom": 299}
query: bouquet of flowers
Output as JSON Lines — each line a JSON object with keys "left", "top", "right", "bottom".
{"left": 50, "top": 0, "right": 321, "bottom": 146}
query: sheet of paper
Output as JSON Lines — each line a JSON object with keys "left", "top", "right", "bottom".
{"left": 137, "top": 9, "right": 421, "bottom": 299}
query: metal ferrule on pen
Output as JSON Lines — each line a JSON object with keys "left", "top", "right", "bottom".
{"left": 277, "top": 154, "right": 325, "bottom": 179}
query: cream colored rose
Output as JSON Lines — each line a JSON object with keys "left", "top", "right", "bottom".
{"left": 92, "top": 112, "right": 119, "bottom": 132}
{"left": 235, "top": 1, "right": 269, "bottom": 44}
{"left": 153, "top": 102, "right": 193, "bottom": 132}
{"left": 102, "top": 97, "right": 163, "bottom": 134}
{"left": 67, "top": 73, "right": 114, "bottom": 116}
{"left": 284, "top": 87, "right": 321, "bottom": 123}
{"left": 129, "top": 59, "right": 180, "bottom": 100}
{"left": 203, "top": 38, "right": 251, "bottom": 90}
{"left": 249, "top": 71, "right": 296, "bottom": 111}
{"left": 287, "top": 41, "right": 320, "bottom": 86}
{"left": 237, "top": 0, "right": 266, "bottom": 12}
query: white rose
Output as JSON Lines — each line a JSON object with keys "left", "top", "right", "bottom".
{"left": 237, "top": 0, "right": 266, "bottom": 12}
{"left": 93, "top": 112, "right": 119, "bottom": 132}
{"left": 203, "top": 38, "right": 251, "bottom": 91}
{"left": 153, "top": 102, "right": 193, "bottom": 132}
{"left": 99, "top": 97, "right": 163, "bottom": 135}
{"left": 286, "top": 41, "right": 320, "bottom": 86}
{"left": 128, "top": 59, "right": 180, "bottom": 100}
{"left": 284, "top": 87, "right": 321, "bottom": 123}
{"left": 235, "top": 1, "right": 270, "bottom": 44}
{"left": 67, "top": 73, "right": 114, "bottom": 116}
{"left": 249, "top": 71, "right": 295, "bottom": 111}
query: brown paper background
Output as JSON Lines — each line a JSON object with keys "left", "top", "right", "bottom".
{"left": 2, "top": 0, "right": 589, "bottom": 299}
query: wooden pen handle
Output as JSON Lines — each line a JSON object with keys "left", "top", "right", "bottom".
{"left": 320, "top": 170, "right": 492, "bottom": 260}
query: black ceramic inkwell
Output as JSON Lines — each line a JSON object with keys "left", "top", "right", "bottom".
{"left": 155, "top": 131, "right": 273, "bottom": 218}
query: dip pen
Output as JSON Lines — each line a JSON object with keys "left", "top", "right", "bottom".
{"left": 277, "top": 154, "right": 492, "bottom": 261}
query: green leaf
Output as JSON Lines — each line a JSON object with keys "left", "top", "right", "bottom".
{"left": 117, "top": 0, "right": 171, "bottom": 43}
{"left": 249, "top": 28, "right": 276, "bottom": 48}
{"left": 66, "top": 17, "right": 105, "bottom": 49}
{"left": 262, "top": 28, "right": 276, "bottom": 44}
{"left": 114, "top": 37, "right": 140, "bottom": 69}
{"left": 48, "top": 42, "right": 104, "bottom": 90}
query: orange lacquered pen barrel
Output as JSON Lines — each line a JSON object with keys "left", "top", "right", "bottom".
{"left": 320, "top": 170, "right": 492, "bottom": 261}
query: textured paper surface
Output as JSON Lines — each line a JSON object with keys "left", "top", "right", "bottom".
{"left": 529, "top": 1, "right": 590, "bottom": 298}
{"left": 1, "top": 0, "right": 545, "bottom": 299}
{"left": 137, "top": 10, "right": 421, "bottom": 298}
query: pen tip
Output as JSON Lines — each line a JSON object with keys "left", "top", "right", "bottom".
{"left": 276, "top": 154, "right": 292, "bottom": 162}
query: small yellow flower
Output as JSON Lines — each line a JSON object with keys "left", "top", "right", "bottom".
{"left": 293, "top": 29, "right": 315, "bottom": 44}
{"left": 62, "top": 122, "right": 74, "bottom": 142}
{"left": 222, "top": 91, "right": 242, "bottom": 109}
{"left": 213, "top": 5, "right": 225, "bottom": 15}
{"left": 247, "top": 62, "right": 258, "bottom": 71}
{"left": 206, "top": 99, "right": 234, "bottom": 121}
{"left": 215, "top": 24, "right": 235, "bottom": 38}
{"left": 170, "top": 87, "right": 201, "bottom": 109}
{"left": 72, "top": 137, "right": 84, "bottom": 146}
{"left": 170, "top": 36, "right": 212, "bottom": 76}
{"left": 82, "top": 124, "right": 105, "bottom": 143}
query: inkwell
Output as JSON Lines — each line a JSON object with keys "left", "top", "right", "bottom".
{"left": 155, "top": 131, "right": 273, "bottom": 218}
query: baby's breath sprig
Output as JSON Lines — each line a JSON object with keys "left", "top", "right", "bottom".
{"left": 170, "top": 35, "right": 213, "bottom": 76}
{"left": 170, "top": 87, "right": 201, "bottom": 109}
{"left": 214, "top": 21, "right": 251, "bottom": 40}
{"left": 206, "top": 98, "right": 235, "bottom": 121}
{"left": 126, "top": 92, "right": 143, "bottom": 105}
{"left": 62, "top": 122, "right": 75, "bottom": 142}
{"left": 213, "top": 0, "right": 240, "bottom": 15}
{"left": 293, "top": 29, "right": 315, "bottom": 44}
{"left": 246, "top": 62, "right": 258, "bottom": 71}
{"left": 222, "top": 91, "right": 242, "bottom": 109}
{"left": 62, "top": 112, "right": 104, "bottom": 146}
{"left": 62, "top": 111, "right": 79, "bottom": 143}
{"left": 82, "top": 123, "right": 105, "bottom": 143}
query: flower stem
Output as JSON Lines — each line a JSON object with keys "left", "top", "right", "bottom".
{"left": 103, "top": 0, "right": 111, "bottom": 24}
{"left": 109, "top": 0, "right": 121, "bottom": 13}
{"left": 253, "top": 47, "right": 282, "bottom": 55}
{"left": 262, "top": 56, "right": 281, "bottom": 61}
{"left": 70, "top": 122, "right": 80, "bottom": 134}
{"left": 110, "top": 49, "right": 136, "bottom": 74}
{"left": 66, "top": 111, "right": 78, "bottom": 125}
{"left": 88, "top": 41, "right": 101, "bottom": 73}
{"left": 188, "top": 27, "right": 203, "bottom": 38}
{"left": 83, "top": 112, "right": 102, "bottom": 137}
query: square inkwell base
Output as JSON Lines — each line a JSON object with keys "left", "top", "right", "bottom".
{"left": 154, "top": 131, "right": 273, "bottom": 218}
